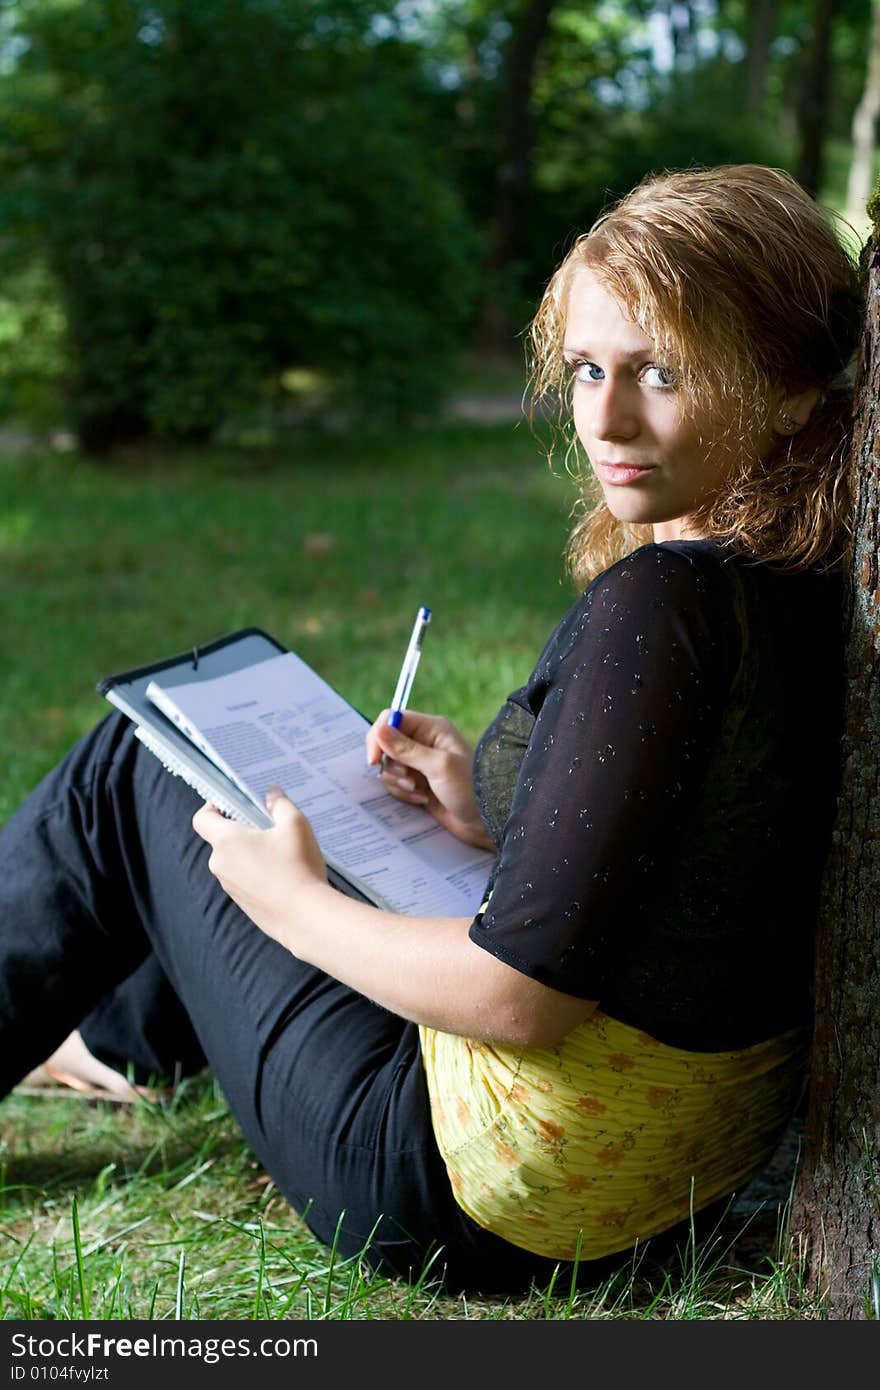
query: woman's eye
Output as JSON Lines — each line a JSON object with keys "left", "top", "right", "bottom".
{"left": 643, "top": 365, "right": 676, "bottom": 388}
{"left": 572, "top": 361, "right": 604, "bottom": 383}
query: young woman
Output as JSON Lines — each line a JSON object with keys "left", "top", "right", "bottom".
{"left": 1, "top": 164, "right": 863, "bottom": 1292}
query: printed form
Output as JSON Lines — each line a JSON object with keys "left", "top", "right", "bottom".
{"left": 147, "top": 652, "right": 494, "bottom": 917}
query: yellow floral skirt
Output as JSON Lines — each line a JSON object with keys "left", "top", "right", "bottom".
{"left": 419, "top": 1011, "right": 807, "bottom": 1260}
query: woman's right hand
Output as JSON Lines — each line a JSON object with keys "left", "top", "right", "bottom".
{"left": 365, "top": 710, "right": 496, "bottom": 851}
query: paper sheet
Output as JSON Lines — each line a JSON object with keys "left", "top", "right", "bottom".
{"left": 147, "top": 652, "right": 494, "bottom": 917}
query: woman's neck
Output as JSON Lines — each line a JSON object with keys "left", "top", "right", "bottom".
{"left": 653, "top": 519, "right": 691, "bottom": 543}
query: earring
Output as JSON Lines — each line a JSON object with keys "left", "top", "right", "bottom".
{"left": 779, "top": 413, "right": 799, "bottom": 433}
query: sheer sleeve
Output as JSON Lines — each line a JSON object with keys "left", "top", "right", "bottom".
{"left": 468, "top": 543, "right": 739, "bottom": 1000}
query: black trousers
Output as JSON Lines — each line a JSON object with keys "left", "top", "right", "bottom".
{"left": 1, "top": 711, "right": 618, "bottom": 1293}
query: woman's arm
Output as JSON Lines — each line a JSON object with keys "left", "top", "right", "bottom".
{"left": 192, "top": 793, "right": 595, "bottom": 1048}
{"left": 466, "top": 545, "right": 739, "bottom": 1003}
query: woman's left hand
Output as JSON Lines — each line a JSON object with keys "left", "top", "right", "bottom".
{"left": 191, "top": 788, "right": 326, "bottom": 949}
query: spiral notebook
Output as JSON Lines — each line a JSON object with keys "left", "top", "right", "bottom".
{"left": 97, "top": 628, "right": 494, "bottom": 917}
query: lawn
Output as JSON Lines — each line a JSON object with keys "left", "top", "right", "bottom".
{"left": 1, "top": 418, "right": 574, "bottom": 822}
{"left": 0, "top": 418, "right": 820, "bottom": 1319}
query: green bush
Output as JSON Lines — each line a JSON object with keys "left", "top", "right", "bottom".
{"left": 0, "top": 1, "right": 481, "bottom": 448}
{"left": 0, "top": 260, "right": 67, "bottom": 428}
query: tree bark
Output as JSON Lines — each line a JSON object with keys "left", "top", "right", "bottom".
{"left": 794, "top": 0, "right": 842, "bottom": 196}
{"left": 790, "top": 225, "right": 880, "bottom": 1321}
{"left": 479, "top": 0, "right": 557, "bottom": 353}
{"left": 845, "top": 0, "right": 880, "bottom": 225}
{"left": 745, "top": 0, "right": 779, "bottom": 117}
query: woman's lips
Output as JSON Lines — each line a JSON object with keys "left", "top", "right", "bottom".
{"left": 595, "top": 462, "right": 655, "bottom": 486}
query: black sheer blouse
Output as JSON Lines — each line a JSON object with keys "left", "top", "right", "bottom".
{"left": 469, "top": 540, "right": 844, "bottom": 1051}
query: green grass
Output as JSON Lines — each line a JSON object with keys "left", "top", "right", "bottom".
{"left": 0, "top": 419, "right": 823, "bottom": 1319}
{"left": 0, "top": 1078, "right": 820, "bottom": 1320}
{"left": 0, "top": 418, "right": 574, "bottom": 823}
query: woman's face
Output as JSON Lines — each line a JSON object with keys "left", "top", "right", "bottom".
{"left": 564, "top": 268, "right": 777, "bottom": 541}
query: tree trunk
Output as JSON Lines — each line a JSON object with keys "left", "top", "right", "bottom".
{"left": 790, "top": 222, "right": 880, "bottom": 1321}
{"left": 794, "top": 0, "right": 842, "bottom": 196}
{"left": 479, "top": 0, "right": 557, "bottom": 354}
{"left": 667, "top": 0, "right": 698, "bottom": 68}
{"left": 845, "top": 0, "right": 880, "bottom": 225}
{"left": 745, "top": 0, "right": 779, "bottom": 117}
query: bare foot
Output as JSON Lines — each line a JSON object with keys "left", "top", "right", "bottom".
{"left": 21, "top": 1029, "right": 146, "bottom": 1102}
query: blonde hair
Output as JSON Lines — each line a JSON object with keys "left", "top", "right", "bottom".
{"left": 528, "top": 164, "right": 864, "bottom": 586}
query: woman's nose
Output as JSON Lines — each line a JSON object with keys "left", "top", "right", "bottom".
{"left": 590, "top": 380, "right": 639, "bottom": 441}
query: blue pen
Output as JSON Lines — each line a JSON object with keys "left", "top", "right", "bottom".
{"left": 379, "top": 605, "right": 431, "bottom": 770}
{"left": 388, "top": 605, "right": 432, "bottom": 726}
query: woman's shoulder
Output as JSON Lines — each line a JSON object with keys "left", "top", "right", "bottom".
{"left": 534, "top": 538, "right": 840, "bottom": 689}
{"left": 582, "top": 537, "right": 840, "bottom": 615}
{"left": 601, "top": 536, "right": 731, "bottom": 579}
{"left": 592, "top": 539, "right": 844, "bottom": 673}
{"left": 580, "top": 538, "right": 736, "bottom": 616}
{"left": 530, "top": 541, "right": 736, "bottom": 686}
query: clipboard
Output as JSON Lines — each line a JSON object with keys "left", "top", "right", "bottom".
{"left": 98, "top": 627, "right": 376, "bottom": 904}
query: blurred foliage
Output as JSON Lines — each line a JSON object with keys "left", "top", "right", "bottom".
{"left": 0, "top": 0, "right": 481, "bottom": 447}
{"left": 516, "top": 55, "right": 796, "bottom": 329}
{"left": 0, "top": 260, "right": 67, "bottom": 425}
{"left": 0, "top": 0, "right": 872, "bottom": 449}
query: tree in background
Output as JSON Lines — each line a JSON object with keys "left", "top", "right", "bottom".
{"left": 0, "top": 0, "right": 480, "bottom": 448}
{"left": 845, "top": 0, "right": 880, "bottom": 225}
{"left": 478, "top": 0, "right": 557, "bottom": 352}
{"left": 465, "top": 0, "right": 803, "bottom": 346}
{"left": 744, "top": 0, "right": 780, "bottom": 116}
{"left": 0, "top": 0, "right": 874, "bottom": 444}
{"left": 793, "top": 0, "right": 844, "bottom": 194}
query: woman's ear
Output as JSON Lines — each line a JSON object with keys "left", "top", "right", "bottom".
{"left": 774, "top": 384, "right": 821, "bottom": 435}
